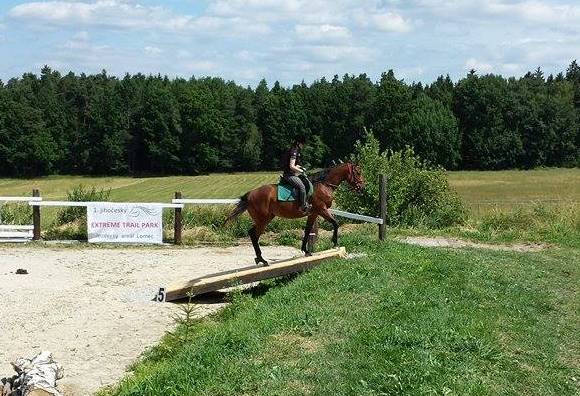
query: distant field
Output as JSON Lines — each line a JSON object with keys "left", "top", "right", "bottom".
{"left": 0, "top": 169, "right": 578, "bottom": 216}
{"left": 0, "top": 173, "right": 279, "bottom": 201}
{"left": 449, "top": 168, "right": 579, "bottom": 215}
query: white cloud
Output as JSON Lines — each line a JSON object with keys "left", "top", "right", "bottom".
{"left": 184, "top": 60, "right": 217, "bottom": 73}
{"left": 398, "top": 66, "right": 424, "bottom": 80}
{"left": 236, "top": 50, "right": 254, "bottom": 62}
{"left": 9, "top": 1, "right": 184, "bottom": 30}
{"left": 295, "top": 24, "right": 351, "bottom": 42}
{"left": 208, "top": 0, "right": 349, "bottom": 24}
{"left": 304, "top": 45, "right": 374, "bottom": 63}
{"left": 8, "top": 1, "right": 270, "bottom": 35}
{"left": 484, "top": 1, "right": 580, "bottom": 26}
{"left": 465, "top": 58, "right": 494, "bottom": 74}
{"left": 413, "top": 0, "right": 580, "bottom": 30}
{"left": 190, "top": 16, "right": 271, "bottom": 35}
{"left": 62, "top": 31, "right": 95, "bottom": 50}
{"left": 177, "top": 50, "right": 191, "bottom": 59}
{"left": 501, "top": 63, "right": 524, "bottom": 75}
{"left": 73, "top": 31, "right": 89, "bottom": 41}
{"left": 368, "top": 12, "right": 413, "bottom": 33}
{"left": 144, "top": 46, "right": 163, "bottom": 56}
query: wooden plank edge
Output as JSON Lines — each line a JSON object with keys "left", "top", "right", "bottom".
{"left": 164, "top": 247, "right": 346, "bottom": 301}
{"left": 168, "top": 247, "right": 345, "bottom": 289}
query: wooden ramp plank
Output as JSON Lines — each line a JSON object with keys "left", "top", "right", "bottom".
{"left": 164, "top": 247, "right": 346, "bottom": 301}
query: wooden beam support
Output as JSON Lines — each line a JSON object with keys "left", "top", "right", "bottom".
{"left": 162, "top": 247, "right": 346, "bottom": 302}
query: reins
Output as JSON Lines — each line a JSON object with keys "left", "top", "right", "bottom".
{"left": 311, "top": 164, "right": 351, "bottom": 190}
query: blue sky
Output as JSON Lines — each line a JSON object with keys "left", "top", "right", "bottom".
{"left": 0, "top": 0, "right": 579, "bottom": 86}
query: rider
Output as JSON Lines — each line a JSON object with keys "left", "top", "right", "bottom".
{"left": 281, "top": 134, "right": 311, "bottom": 213}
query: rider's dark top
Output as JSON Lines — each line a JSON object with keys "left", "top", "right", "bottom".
{"left": 281, "top": 145, "right": 301, "bottom": 177}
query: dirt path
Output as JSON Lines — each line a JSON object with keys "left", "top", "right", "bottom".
{"left": 400, "top": 236, "right": 548, "bottom": 252}
{"left": 0, "top": 245, "right": 298, "bottom": 395}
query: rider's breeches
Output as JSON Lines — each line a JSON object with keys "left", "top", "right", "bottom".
{"left": 284, "top": 176, "right": 307, "bottom": 207}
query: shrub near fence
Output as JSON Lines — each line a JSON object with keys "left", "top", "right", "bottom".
{"left": 336, "top": 132, "right": 466, "bottom": 228}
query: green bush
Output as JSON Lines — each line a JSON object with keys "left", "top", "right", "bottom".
{"left": 0, "top": 203, "right": 32, "bottom": 225}
{"left": 46, "top": 185, "right": 111, "bottom": 240}
{"left": 56, "top": 184, "right": 111, "bottom": 226}
{"left": 336, "top": 131, "right": 466, "bottom": 228}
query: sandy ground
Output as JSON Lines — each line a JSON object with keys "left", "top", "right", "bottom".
{"left": 0, "top": 245, "right": 298, "bottom": 395}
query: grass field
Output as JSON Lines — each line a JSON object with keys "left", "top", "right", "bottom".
{"left": 0, "top": 169, "right": 578, "bottom": 216}
{"left": 100, "top": 231, "right": 579, "bottom": 396}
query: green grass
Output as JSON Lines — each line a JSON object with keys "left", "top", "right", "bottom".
{"left": 0, "top": 173, "right": 280, "bottom": 202}
{"left": 100, "top": 231, "right": 579, "bottom": 396}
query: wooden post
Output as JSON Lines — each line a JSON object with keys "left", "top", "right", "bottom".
{"left": 174, "top": 192, "right": 182, "bottom": 245}
{"left": 307, "top": 219, "right": 318, "bottom": 253}
{"left": 378, "top": 174, "right": 387, "bottom": 241}
{"left": 32, "top": 189, "right": 41, "bottom": 241}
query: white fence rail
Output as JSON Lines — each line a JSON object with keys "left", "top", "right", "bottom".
{"left": 29, "top": 201, "right": 183, "bottom": 209}
{"left": 0, "top": 196, "right": 42, "bottom": 202}
{"left": 0, "top": 197, "right": 38, "bottom": 243}
{"left": 329, "top": 209, "right": 384, "bottom": 225}
{"left": 0, "top": 225, "right": 34, "bottom": 230}
{"left": 0, "top": 225, "right": 34, "bottom": 243}
{"left": 173, "top": 198, "right": 240, "bottom": 205}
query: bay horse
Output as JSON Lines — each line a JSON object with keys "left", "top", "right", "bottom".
{"left": 224, "top": 162, "right": 365, "bottom": 265}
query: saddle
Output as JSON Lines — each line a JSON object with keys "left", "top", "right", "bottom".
{"left": 277, "top": 175, "right": 314, "bottom": 202}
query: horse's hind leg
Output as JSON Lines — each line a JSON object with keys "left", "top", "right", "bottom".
{"left": 249, "top": 225, "right": 266, "bottom": 266}
{"left": 249, "top": 215, "right": 274, "bottom": 266}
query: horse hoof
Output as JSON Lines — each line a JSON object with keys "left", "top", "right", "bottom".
{"left": 255, "top": 257, "right": 269, "bottom": 266}
{"left": 305, "top": 251, "right": 312, "bottom": 257}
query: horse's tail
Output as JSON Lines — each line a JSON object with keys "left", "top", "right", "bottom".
{"left": 223, "top": 192, "right": 249, "bottom": 226}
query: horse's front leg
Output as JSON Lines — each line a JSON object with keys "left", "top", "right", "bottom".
{"left": 319, "top": 209, "right": 339, "bottom": 248}
{"left": 301, "top": 213, "right": 318, "bottom": 255}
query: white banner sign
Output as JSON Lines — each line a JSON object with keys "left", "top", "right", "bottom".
{"left": 87, "top": 203, "right": 163, "bottom": 244}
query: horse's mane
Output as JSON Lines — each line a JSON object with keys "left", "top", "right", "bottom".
{"left": 310, "top": 167, "right": 330, "bottom": 184}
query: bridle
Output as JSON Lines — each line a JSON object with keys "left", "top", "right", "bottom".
{"left": 321, "top": 163, "right": 360, "bottom": 191}
{"left": 347, "top": 163, "right": 364, "bottom": 191}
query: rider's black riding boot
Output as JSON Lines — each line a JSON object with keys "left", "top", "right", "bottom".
{"left": 299, "top": 191, "right": 311, "bottom": 213}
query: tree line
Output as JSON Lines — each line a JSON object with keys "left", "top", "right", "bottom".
{"left": 0, "top": 62, "right": 579, "bottom": 177}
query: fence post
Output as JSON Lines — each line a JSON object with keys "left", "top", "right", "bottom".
{"left": 32, "top": 189, "right": 41, "bottom": 241}
{"left": 307, "top": 219, "right": 318, "bottom": 253}
{"left": 378, "top": 174, "right": 387, "bottom": 241}
{"left": 174, "top": 192, "right": 182, "bottom": 245}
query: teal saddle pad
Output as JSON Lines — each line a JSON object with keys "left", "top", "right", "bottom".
{"left": 277, "top": 179, "right": 314, "bottom": 202}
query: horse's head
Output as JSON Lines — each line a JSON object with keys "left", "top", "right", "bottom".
{"left": 346, "top": 162, "right": 365, "bottom": 192}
